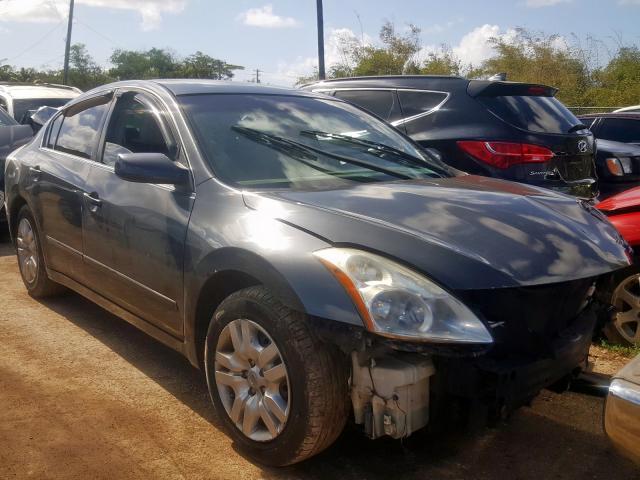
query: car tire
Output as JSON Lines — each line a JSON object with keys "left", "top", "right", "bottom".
{"left": 604, "top": 266, "right": 640, "bottom": 346}
{"left": 204, "top": 286, "right": 349, "bottom": 466}
{"left": 15, "top": 205, "right": 65, "bottom": 298}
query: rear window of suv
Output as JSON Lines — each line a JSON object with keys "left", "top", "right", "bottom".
{"left": 477, "top": 95, "right": 582, "bottom": 134}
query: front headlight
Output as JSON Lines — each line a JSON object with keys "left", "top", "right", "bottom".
{"left": 314, "top": 248, "right": 493, "bottom": 343}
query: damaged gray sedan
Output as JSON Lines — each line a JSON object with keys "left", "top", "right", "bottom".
{"left": 4, "top": 80, "right": 632, "bottom": 465}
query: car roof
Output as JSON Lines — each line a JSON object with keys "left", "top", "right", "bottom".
{"left": 579, "top": 112, "right": 640, "bottom": 120}
{"left": 0, "top": 82, "right": 81, "bottom": 99}
{"left": 152, "top": 79, "right": 319, "bottom": 97}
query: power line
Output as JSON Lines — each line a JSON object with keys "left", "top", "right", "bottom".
{"left": 5, "top": 21, "right": 64, "bottom": 63}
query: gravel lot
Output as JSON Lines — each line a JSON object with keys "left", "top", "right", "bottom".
{"left": 0, "top": 238, "right": 638, "bottom": 480}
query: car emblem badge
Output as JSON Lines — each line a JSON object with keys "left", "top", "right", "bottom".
{"left": 577, "top": 140, "right": 588, "bottom": 153}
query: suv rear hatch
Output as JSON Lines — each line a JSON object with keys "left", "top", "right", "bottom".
{"left": 466, "top": 81, "right": 597, "bottom": 199}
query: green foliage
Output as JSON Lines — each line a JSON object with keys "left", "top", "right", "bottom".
{"left": 587, "top": 47, "right": 640, "bottom": 107}
{"left": 179, "top": 51, "right": 244, "bottom": 80}
{"left": 419, "top": 47, "right": 463, "bottom": 76}
{"left": 329, "top": 21, "right": 422, "bottom": 78}
{"left": 311, "top": 24, "right": 640, "bottom": 109}
{"left": 599, "top": 339, "right": 640, "bottom": 359}
{"left": 0, "top": 44, "right": 244, "bottom": 91}
{"left": 476, "top": 29, "right": 590, "bottom": 105}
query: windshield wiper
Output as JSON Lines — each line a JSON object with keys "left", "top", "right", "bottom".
{"left": 299, "top": 129, "right": 448, "bottom": 175}
{"left": 231, "top": 126, "right": 413, "bottom": 180}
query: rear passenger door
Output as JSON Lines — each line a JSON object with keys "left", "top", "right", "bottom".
{"left": 82, "top": 90, "right": 194, "bottom": 338}
{"left": 34, "top": 94, "right": 112, "bottom": 281}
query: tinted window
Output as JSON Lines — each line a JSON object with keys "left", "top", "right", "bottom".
{"left": 478, "top": 95, "right": 582, "bottom": 134}
{"left": 598, "top": 118, "right": 640, "bottom": 143}
{"left": 180, "top": 94, "right": 447, "bottom": 190}
{"left": 102, "top": 94, "right": 172, "bottom": 166}
{"left": 0, "top": 107, "right": 16, "bottom": 126}
{"left": 397, "top": 91, "right": 448, "bottom": 118}
{"left": 46, "top": 114, "right": 64, "bottom": 148}
{"left": 55, "top": 98, "right": 110, "bottom": 159}
{"left": 13, "top": 98, "right": 73, "bottom": 124}
{"left": 333, "top": 90, "right": 402, "bottom": 122}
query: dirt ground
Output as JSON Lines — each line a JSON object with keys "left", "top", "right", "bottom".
{"left": 0, "top": 239, "right": 638, "bottom": 480}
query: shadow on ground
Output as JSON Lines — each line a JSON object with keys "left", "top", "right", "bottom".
{"left": 1, "top": 234, "right": 637, "bottom": 479}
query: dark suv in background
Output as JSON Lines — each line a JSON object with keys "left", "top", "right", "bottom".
{"left": 302, "top": 76, "right": 598, "bottom": 198}
{"left": 579, "top": 112, "right": 640, "bottom": 198}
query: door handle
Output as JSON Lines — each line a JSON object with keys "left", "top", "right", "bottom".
{"left": 84, "top": 192, "right": 102, "bottom": 212}
{"left": 29, "top": 165, "right": 42, "bottom": 181}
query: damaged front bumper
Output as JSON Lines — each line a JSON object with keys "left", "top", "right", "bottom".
{"left": 349, "top": 303, "right": 597, "bottom": 439}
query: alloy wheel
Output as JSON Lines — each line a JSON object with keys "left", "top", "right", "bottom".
{"left": 214, "top": 318, "right": 290, "bottom": 442}
{"left": 612, "top": 273, "right": 640, "bottom": 345}
{"left": 17, "top": 217, "right": 38, "bottom": 285}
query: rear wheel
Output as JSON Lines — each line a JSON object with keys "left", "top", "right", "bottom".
{"left": 604, "top": 268, "right": 640, "bottom": 346}
{"left": 204, "top": 286, "right": 349, "bottom": 466}
{"left": 16, "top": 205, "right": 65, "bottom": 298}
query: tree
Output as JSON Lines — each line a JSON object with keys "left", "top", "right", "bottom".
{"left": 178, "top": 51, "right": 244, "bottom": 80}
{"left": 68, "top": 43, "right": 112, "bottom": 90}
{"left": 419, "top": 47, "right": 463, "bottom": 76}
{"left": 329, "top": 21, "right": 422, "bottom": 77}
{"left": 586, "top": 46, "right": 640, "bottom": 107}
{"left": 109, "top": 48, "right": 180, "bottom": 80}
{"left": 477, "top": 29, "right": 591, "bottom": 105}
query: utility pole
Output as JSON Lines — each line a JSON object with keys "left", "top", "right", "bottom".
{"left": 255, "top": 69, "right": 260, "bottom": 83}
{"left": 316, "top": 0, "right": 326, "bottom": 80}
{"left": 62, "top": 0, "right": 75, "bottom": 85}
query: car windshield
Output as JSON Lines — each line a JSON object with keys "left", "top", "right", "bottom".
{"left": 13, "top": 98, "right": 72, "bottom": 123}
{"left": 0, "top": 106, "right": 17, "bottom": 126}
{"left": 179, "top": 93, "right": 450, "bottom": 190}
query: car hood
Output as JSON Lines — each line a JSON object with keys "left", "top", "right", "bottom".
{"left": 243, "top": 175, "right": 630, "bottom": 290}
{"left": 596, "top": 139, "right": 640, "bottom": 156}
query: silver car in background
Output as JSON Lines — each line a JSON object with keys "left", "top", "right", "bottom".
{"left": 605, "top": 354, "right": 640, "bottom": 464}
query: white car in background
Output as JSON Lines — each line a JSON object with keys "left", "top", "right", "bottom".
{"left": 614, "top": 105, "right": 640, "bottom": 113}
{"left": 0, "top": 82, "right": 81, "bottom": 124}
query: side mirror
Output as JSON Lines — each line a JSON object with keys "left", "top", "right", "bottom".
{"left": 114, "top": 152, "right": 190, "bottom": 186}
{"left": 29, "top": 106, "right": 59, "bottom": 132}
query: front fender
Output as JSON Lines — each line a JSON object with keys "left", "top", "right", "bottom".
{"left": 182, "top": 181, "right": 364, "bottom": 366}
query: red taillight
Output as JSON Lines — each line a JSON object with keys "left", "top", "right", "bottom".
{"left": 526, "top": 86, "right": 548, "bottom": 96}
{"left": 457, "top": 141, "right": 555, "bottom": 169}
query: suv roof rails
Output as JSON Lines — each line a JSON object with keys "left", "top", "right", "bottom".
{"left": 301, "top": 74, "right": 465, "bottom": 86}
{"left": 0, "top": 81, "right": 82, "bottom": 93}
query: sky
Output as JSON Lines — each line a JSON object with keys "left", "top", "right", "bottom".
{"left": 0, "top": 0, "right": 639, "bottom": 86}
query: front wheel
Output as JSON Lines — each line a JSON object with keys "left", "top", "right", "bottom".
{"left": 204, "top": 286, "right": 349, "bottom": 466}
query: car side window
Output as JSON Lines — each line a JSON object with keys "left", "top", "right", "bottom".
{"left": 46, "top": 114, "right": 64, "bottom": 148}
{"left": 54, "top": 97, "right": 111, "bottom": 159}
{"left": 102, "top": 93, "right": 173, "bottom": 166}
{"left": 333, "top": 90, "right": 403, "bottom": 122}
{"left": 598, "top": 118, "right": 640, "bottom": 143}
{"left": 397, "top": 91, "right": 448, "bottom": 118}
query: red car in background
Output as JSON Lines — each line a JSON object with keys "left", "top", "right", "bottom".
{"left": 597, "top": 187, "right": 640, "bottom": 345}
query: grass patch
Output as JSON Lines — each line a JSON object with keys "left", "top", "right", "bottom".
{"left": 598, "top": 339, "right": 640, "bottom": 358}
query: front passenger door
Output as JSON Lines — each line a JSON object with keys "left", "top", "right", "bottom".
{"left": 82, "top": 91, "right": 194, "bottom": 338}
